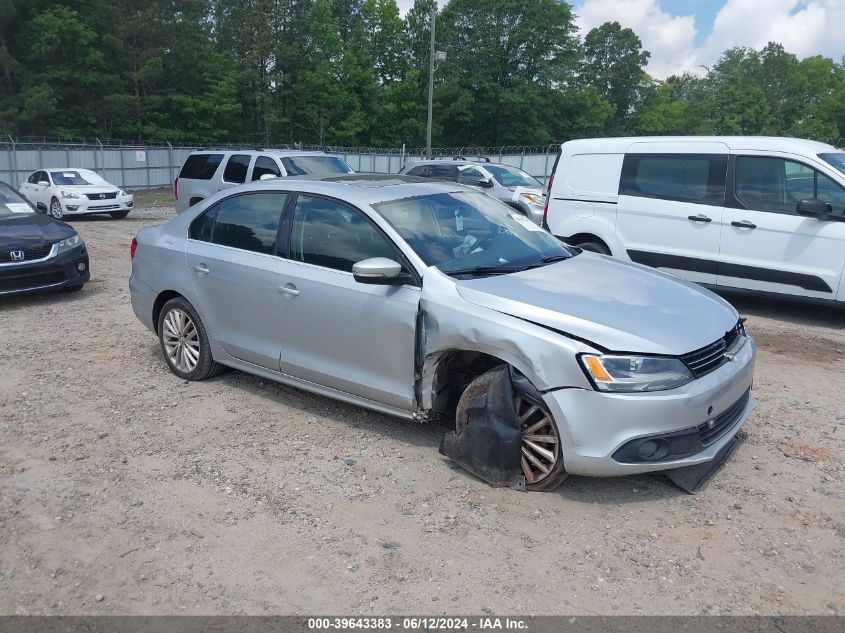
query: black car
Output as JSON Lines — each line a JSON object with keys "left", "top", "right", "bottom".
{"left": 0, "top": 182, "right": 90, "bottom": 296}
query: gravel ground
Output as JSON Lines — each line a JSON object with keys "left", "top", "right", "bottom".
{"left": 1, "top": 204, "right": 843, "bottom": 616}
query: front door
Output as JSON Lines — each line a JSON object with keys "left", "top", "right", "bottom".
{"left": 277, "top": 193, "right": 420, "bottom": 410}
{"left": 718, "top": 154, "right": 845, "bottom": 300}
{"left": 186, "top": 191, "right": 290, "bottom": 369}
{"left": 616, "top": 142, "right": 729, "bottom": 284}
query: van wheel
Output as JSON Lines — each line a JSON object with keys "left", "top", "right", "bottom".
{"left": 189, "top": 197, "right": 204, "bottom": 207}
{"left": 157, "top": 297, "right": 224, "bottom": 381}
{"left": 575, "top": 240, "right": 610, "bottom": 255}
{"left": 455, "top": 367, "right": 568, "bottom": 491}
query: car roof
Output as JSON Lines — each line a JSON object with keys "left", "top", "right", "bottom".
{"left": 186, "top": 148, "right": 340, "bottom": 157}
{"left": 559, "top": 136, "right": 841, "bottom": 154}
{"left": 235, "top": 174, "right": 475, "bottom": 206}
{"left": 402, "top": 158, "right": 514, "bottom": 168}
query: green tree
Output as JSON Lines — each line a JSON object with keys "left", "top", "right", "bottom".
{"left": 580, "top": 21, "right": 650, "bottom": 133}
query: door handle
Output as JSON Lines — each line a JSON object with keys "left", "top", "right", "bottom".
{"left": 688, "top": 214, "right": 712, "bottom": 223}
{"left": 731, "top": 220, "right": 757, "bottom": 229}
{"left": 193, "top": 264, "right": 210, "bottom": 275}
{"left": 278, "top": 284, "right": 300, "bottom": 298}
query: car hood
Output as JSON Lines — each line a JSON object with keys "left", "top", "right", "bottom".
{"left": 455, "top": 253, "right": 739, "bottom": 355}
{"left": 0, "top": 212, "right": 75, "bottom": 248}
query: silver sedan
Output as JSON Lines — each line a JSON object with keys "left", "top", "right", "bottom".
{"left": 129, "top": 175, "right": 756, "bottom": 491}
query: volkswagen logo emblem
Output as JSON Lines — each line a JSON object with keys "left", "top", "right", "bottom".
{"left": 10, "top": 250, "right": 24, "bottom": 261}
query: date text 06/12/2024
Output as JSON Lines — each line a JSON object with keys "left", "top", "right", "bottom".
{"left": 307, "top": 617, "right": 529, "bottom": 630}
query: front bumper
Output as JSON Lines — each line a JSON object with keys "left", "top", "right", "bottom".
{"left": 543, "top": 336, "right": 757, "bottom": 476}
{"left": 62, "top": 195, "right": 134, "bottom": 215}
{"left": 0, "top": 244, "right": 90, "bottom": 296}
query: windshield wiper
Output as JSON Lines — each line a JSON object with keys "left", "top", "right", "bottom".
{"left": 444, "top": 265, "right": 529, "bottom": 277}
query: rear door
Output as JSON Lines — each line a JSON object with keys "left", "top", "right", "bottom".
{"left": 185, "top": 191, "right": 290, "bottom": 369}
{"left": 718, "top": 153, "right": 845, "bottom": 299}
{"left": 616, "top": 142, "right": 728, "bottom": 284}
{"left": 219, "top": 154, "right": 253, "bottom": 192}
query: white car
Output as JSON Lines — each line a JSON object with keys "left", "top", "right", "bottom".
{"left": 19, "top": 169, "right": 134, "bottom": 220}
{"left": 544, "top": 136, "right": 845, "bottom": 304}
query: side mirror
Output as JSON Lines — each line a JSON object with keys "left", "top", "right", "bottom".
{"left": 352, "top": 257, "right": 407, "bottom": 285}
{"left": 38, "top": 181, "right": 50, "bottom": 187}
{"left": 477, "top": 178, "right": 494, "bottom": 188}
{"left": 259, "top": 173, "right": 277, "bottom": 181}
{"left": 796, "top": 198, "right": 832, "bottom": 219}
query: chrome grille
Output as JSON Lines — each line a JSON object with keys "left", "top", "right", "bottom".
{"left": 0, "top": 244, "right": 53, "bottom": 264}
{"left": 85, "top": 192, "right": 118, "bottom": 200}
{"left": 681, "top": 322, "right": 744, "bottom": 378}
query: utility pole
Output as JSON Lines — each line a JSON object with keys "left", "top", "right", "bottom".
{"left": 426, "top": 4, "right": 436, "bottom": 158}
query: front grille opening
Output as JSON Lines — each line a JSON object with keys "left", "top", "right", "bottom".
{"left": 680, "top": 322, "right": 744, "bottom": 379}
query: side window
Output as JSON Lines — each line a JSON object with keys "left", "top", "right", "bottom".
{"left": 407, "top": 166, "right": 429, "bottom": 177}
{"left": 457, "top": 167, "right": 485, "bottom": 185}
{"left": 222, "top": 154, "right": 251, "bottom": 184}
{"left": 252, "top": 156, "right": 281, "bottom": 181}
{"left": 179, "top": 153, "right": 224, "bottom": 180}
{"left": 817, "top": 172, "right": 845, "bottom": 215}
{"left": 735, "top": 156, "right": 845, "bottom": 215}
{"left": 211, "top": 192, "right": 287, "bottom": 255}
{"left": 28, "top": 172, "right": 39, "bottom": 184}
{"left": 289, "top": 195, "right": 397, "bottom": 272}
{"left": 620, "top": 154, "right": 727, "bottom": 206}
{"left": 428, "top": 165, "right": 457, "bottom": 181}
{"left": 189, "top": 204, "right": 218, "bottom": 242}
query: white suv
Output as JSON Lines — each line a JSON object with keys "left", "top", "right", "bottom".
{"left": 174, "top": 149, "right": 354, "bottom": 213}
{"left": 544, "top": 136, "right": 845, "bottom": 303}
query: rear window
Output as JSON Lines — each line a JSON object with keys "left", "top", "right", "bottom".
{"left": 620, "top": 154, "right": 727, "bottom": 206}
{"left": 179, "top": 153, "right": 224, "bottom": 180}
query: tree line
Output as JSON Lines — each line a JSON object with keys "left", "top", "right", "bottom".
{"left": 1, "top": 0, "right": 843, "bottom": 148}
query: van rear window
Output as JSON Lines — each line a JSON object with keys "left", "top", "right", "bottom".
{"left": 179, "top": 154, "right": 224, "bottom": 180}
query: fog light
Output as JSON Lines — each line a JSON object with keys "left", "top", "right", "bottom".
{"left": 77, "top": 262, "right": 86, "bottom": 271}
{"left": 66, "top": 205, "right": 79, "bottom": 211}
{"left": 638, "top": 440, "right": 660, "bottom": 460}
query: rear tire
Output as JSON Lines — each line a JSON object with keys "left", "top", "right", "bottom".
{"left": 110, "top": 210, "right": 130, "bottom": 219}
{"left": 157, "top": 297, "right": 224, "bottom": 381}
{"left": 575, "top": 240, "right": 610, "bottom": 255}
{"left": 455, "top": 367, "right": 568, "bottom": 491}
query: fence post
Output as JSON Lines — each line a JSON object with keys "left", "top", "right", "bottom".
{"left": 119, "top": 140, "right": 126, "bottom": 189}
{"left": 167, "top": 141, "right": 174, "bottom": 189}
{"left": 7, "top": 136, "right": 16, "bottom": 185}
{"left": 96, "top": 137, "right": 104, "bottom": 176}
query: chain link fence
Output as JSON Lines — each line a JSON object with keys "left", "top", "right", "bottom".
{"left": 0, "top": 137, "right": 559, "bottom": 189}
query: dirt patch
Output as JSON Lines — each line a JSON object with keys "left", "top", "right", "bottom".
{"left": 0, "top": 206, "right": 843, "bottom": 616}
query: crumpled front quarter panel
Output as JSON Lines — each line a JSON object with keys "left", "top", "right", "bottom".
{"left": 418, "top": 270, "right": 594, "bottom": 409}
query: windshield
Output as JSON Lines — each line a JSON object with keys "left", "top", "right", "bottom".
{"left": 50, "top": 170, "right": 109, "bottom": 186}
{"left": 281, "top": 156, "right": 354, "bottom": 176}
{"left": 819, "top": 153, "right": 845, "bottom": 177}
{"left": 485, "top": 165, "right": 542, "bottom": 188}
{"left": 0, "top": 184, "right": 35, "bottom": 217}
{"left": 373, "top": 190, "right": 572, "bottom": 276}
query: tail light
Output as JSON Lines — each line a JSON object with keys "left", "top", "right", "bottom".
{"left": 173, "top": 177, "right": 179, "bottom": 200}
{"left": 131, "top": 236, "right": 138, "bottom": 259}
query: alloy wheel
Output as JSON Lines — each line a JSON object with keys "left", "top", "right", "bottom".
{"left": 516, "top": 395, "right": 561, "bottom": 485}
{"left": 162, "top": 308, "right": 201, "bottom": 373}
{"left": 50, "top": 199, "right": 63, "bottom": 220}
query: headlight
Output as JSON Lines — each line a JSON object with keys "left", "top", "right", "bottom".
{"left": 519, "top": 192, "right": 545, "bottom": 205}
{"left": 579, "top": 354, "right": 693, "bottom": 392}
{"left": 56, "top": 234, "right": 82, "bottom": 253}
{"left": 60, "top": 190, "right": 79, "bottom": 199}
{"left": 118, "top": 189, "right": 127, "bottom": 197}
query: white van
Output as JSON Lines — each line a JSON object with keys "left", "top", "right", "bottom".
{"left": 544, "top": 137, "right": 845, "bottom": 303}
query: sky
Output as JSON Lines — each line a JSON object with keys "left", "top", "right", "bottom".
{"left": 396, "top": 0, "right": 845, "bottom": 79}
